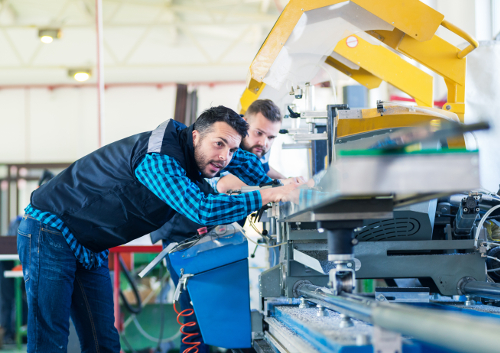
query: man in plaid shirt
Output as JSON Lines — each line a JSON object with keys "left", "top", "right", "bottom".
{"left": 18, "top": 106, "right": 300, "bottom": 352}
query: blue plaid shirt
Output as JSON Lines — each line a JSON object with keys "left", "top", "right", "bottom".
{"left": 24, "top": 204, "right": 109, "bottom": 270}
{"left": 207, "top": 152, "right": 270, "bottom": 190}
{"left": 25, "top": 149, "right": 270, "bottom": 269}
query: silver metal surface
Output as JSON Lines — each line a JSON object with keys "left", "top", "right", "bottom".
{"left": 279, "top": 196, "right": 394, "bottom": 222}
{"left": 282, "top": 142, "right": 312, "bottom": 150}
{"left": 265, "top": 317, "right": 321, "bottom": 353}
{"left": 293, "top": 133, "right": 328, "bottom": 141}
{"left": 465, "top": 295, "right": 476, "bottom": 306}
{"left": 299, "top": 297, "right": 310, "bottom": 309}
{"left": 338, "top": 109, "right": 363, "bottom": 119}
{"left": 253, "top": 339, "right": 275, "bottom": 353}
{"left": 461, "top": 280, "right": 500, "bottom": 300}
{"left": 328, "top": 254, "right": 353, "bottom": 261}
{"left": 293, "top": 249, "right": 326, "bottom": 274}
{"left": 281, "top": 210, "right": 394, "bottom": 222}
{"left": 278, "top": 150, "right": 479, "bottom": 222}
{"left": 356, "top": 334, "right": 370, "bottom": 346}
{"left": 339, "top": 314, "right": 353, "bottom": 328}
{"left": 316, "top": 304, "right": 327, "bottom": 317}
{"left": 329, "top": 263, "right": 355, "bottom": 295}
{"left": 297, "top": 283, "right": 500, "bottom": 353}
{"left": 372, "top": 326, "right": 402, "bottom": 353}
{"left": 330, "top": 152, "right": 479, "bottom": 196}
{"left": 138, "top": 242, "right": 177, "bottom": 278}
{"left": 301, "top": 111, "right": 328, "bottom": 118}
{"left": 374, "top": 288, "right": 430, "bottom": 303}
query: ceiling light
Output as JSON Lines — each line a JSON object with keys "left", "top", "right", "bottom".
{"left": 38, "top": 28, "right": 61, "bottom": 44}
{"left": 68, "top": 68, "right": 92, "bottom": 82}
{"left": 40, "top": 35, "right": 53, "bottom": 44}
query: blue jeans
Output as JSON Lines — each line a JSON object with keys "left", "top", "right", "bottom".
{"left": 164, "top": 243, "right": 209, "bottom": 353}
{"left": 17, "top": 215, "right": 120, "bottom": 353}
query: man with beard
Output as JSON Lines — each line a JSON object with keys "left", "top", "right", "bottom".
{"left": 150, "top": 100, "right": 305, "bottom": 353}
{"left": 17, "top": 106, "right": 300, "bottom": 352}
{"left": 213, "top": 99, "right": 305, "bottom": 193}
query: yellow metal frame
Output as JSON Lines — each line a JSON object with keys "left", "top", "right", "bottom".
{"left": 336, "top": 107, "right": 456, "bottom": 138}
{"left": 331, "top": 34, "right": 434, "bottom": 107}
{"left": 239, "top": 0, "right": 478, "bottom": 146}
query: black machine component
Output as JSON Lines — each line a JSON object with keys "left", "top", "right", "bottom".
{"left": 286, "top": 106, "right": 301, "bottom": 118}
{"left": 311, "top": 125, "right": 327, "bottom": 175}
{"left": 356, "top": 200, "right": 437, "bottom": 242}
{"left": 454, "top": 195, "right": 480, "bottom": 236}
{"left": 376, "top": 100, "right": 386, "bottom": 116}
{"left": 318, "top": 220, "right": 363, "bottom": 295}
{"left": 487, "top": 247, "right": 500, "bottom": 282}
{"left": 327, "top": 228, "right": 355, "bottom": 256}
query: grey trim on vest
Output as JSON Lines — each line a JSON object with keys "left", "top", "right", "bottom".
{"left": 148, "top": 119, "right": 171, "bottom": 153}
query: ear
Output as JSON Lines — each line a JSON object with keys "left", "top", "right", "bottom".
{"left": 192, "top": 129, "right": 200, "bottom": 146}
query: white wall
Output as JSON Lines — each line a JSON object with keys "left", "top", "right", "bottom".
{"left": 0, "top": 85, "right": 200, "bottom": 163}
{"left": 0, "top": 0, "right": 490, "bottom": 165}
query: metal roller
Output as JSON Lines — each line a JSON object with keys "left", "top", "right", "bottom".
{"left": 297, "top": 283, "right": 500, "bottom": 353}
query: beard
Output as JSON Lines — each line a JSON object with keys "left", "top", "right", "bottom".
{"left": 241, "top": 139, "right": 268, "bottom": 159}
{"left": 194, "top": 141, "right": 225, "bottom": 178}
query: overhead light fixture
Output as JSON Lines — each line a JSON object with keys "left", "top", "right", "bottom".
{"left": 68, "top": 68, "right": 92, "bottom": 82}
{"left": 38, "top": 28, "right": 61, "bottom": 44}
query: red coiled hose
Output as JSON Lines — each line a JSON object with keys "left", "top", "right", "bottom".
{"left": 173, "top": 301, "right": 201, "bottom": 353}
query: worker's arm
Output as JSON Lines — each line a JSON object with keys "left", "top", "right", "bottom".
{"left": 216, "top": 173, "right": 248, "bottom": 193}
{"left": 223, "top": 148, "right": 272, "bottom": 186}
{"left": 135, "top": 153, "right": 297, "bottom": 225}
{"left": 267, "top": 165, "right": 286, "bottom": 179}
{"left": 216, "top": 171, "right": 307, "bottom": 193}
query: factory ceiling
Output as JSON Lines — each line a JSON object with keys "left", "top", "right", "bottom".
{"left": 0, "top": 0, "right": 284, "bottom": 85}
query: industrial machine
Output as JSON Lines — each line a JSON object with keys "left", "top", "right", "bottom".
{"left": 235, "top": 1, "right": 500, "bottom": 353}
{"left": 141, "top": 1, "right": 500, "bottom": 352}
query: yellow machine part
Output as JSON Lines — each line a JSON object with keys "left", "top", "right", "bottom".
{"left": 351, "top": 0, "right": 444, "bottom": 42}
{"left": 239, "top": 0, "right": 476, "bottom": 146}
{"left": 239, "top": 78, "right": 265, "bottom": 114}
{"left": 367, "top": 28, "right": 467, "bottom": 121}
{"left": 248, "top": 0, "right": 448, "bottom": 84}
{"left": 331, "top": 34, "right": 434, "bottom": 107}
{"left": 336, "top": 107, "right": 465, "bottom": 148}
{"left": 324, "top": 56, "right": 383, "bottom": 90}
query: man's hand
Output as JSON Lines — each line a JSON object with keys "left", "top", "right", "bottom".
{"left": 260, "top": 179, "right": 304, "bottom": 204}
{"left": 280, "top": 176, "right": 307, "bottom": 185}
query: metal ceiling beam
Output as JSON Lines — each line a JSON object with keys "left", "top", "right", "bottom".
{"left": 26, "top": 0, "right": 73, "bottom": 65}
{"left": 120, "top": 5, "right": 167, "bottom": 64}
{"left": 0, "top": 62, "right": 250, "bottom": 69}
{"left": 0, "top": 20, "right": 276, "bottom": 27}
{"left": 215, "top": 25, "right": 251, "bottom": 63}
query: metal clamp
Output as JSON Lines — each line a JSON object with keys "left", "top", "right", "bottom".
{"left": 173, "top": 273, "right": 194, "bottom": 301}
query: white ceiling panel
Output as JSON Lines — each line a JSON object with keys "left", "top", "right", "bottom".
{"left": 0, "top": 0, "right": 283, "bottom": 85}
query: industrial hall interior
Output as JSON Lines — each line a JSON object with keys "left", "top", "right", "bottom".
{"left": 1, "top": 0, "right": 500, "bottom": 352}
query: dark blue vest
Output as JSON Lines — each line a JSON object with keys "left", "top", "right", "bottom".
{"left": 31, "top": 119, "right": 215, "bottom": 253}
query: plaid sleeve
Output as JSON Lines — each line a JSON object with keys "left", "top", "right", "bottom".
{"left": 135, "top": 153, "right": 262, "bottom": 225}
{"left": 223, "top": 148, "right": 272, "bottom": 186}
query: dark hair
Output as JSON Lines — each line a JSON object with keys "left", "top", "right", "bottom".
{"left": 194, "top": 106, "right": 249, "bottom": 139}
{"left": 246, "top": 99, "right": 281, "bottom": 123}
